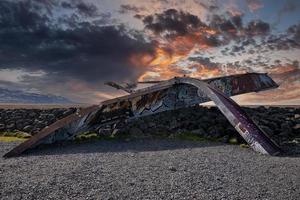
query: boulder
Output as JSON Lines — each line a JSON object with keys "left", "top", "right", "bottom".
{"left": 215, "top": 116, "right": 228, "bottom": 127}
{"left": 0, "top": 123, "right": 5, "bottom": 131}
{"left": 137, "top": 120, "right": 147, "bottom": 130}
{"left": 279, "top": 131, "right": 290, "bottom": 137}
{"left": 147, "top": 122, "right": 156, "bottom": 128}
{"left": 98, "top": 128, "right": 112, "bottom": 136}
{"left": 260, "top": 125, "right": 274, "bottom": 136}
{"left": 32, "top": 128, "right": 41, "bottom": 135}
{"left": 266, "top": 121, "right": 278, "bottom": 131}
{"left": 129, "top": 127, "right": 144, "bottom": 138}
{"left": 6, "top": 123, "right": 15, "bottom": 130}
{"left": 35, "top": 121, "right": 46, "bottom": 129}
{"left": 190, "top": 128, "right": 206, "bottom": 136}
{"left": 169, "top": 119, "right": 180, "bottom": 130}
{"left": 221, "top": 135, "right": 230, "bottom": 143}
{"left": 280, "top": 122, "right": 292, "bottom": 133}
{"left": 207, "top": 126, "right": 224, "bottom": 138}
{"left": 23, "top": 125, "right": 34, "bottom": 133}
{"left": 52, "top": 109, "right": 65, "bottom": 118}
{"left": 293, "top": 124, "right": 300, "bottom": 130}
{"left": 62, "top": 109, "right": 74, "bottom": 117}
{"left": 39, "top": 114, "right": 50, "bottom": 120}
{"left": 28, "top": 111, "right": 37, "bottom": 118}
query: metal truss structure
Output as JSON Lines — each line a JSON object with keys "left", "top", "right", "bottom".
{"left": 4, "top": 73, "right": 281, "bottom": 157}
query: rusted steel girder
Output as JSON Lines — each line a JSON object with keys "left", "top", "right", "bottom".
{"left": 177, "top": 77, "right": 281, "bottom": 155}
{"left": 4, "top": 73, "right": 281, "bottom": 157}
{"left": 3, "top": 105, "right": 101, "bottom": 158}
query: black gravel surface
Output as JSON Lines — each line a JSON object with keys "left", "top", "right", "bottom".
{"left": 1, "top": 140, "right": 299, "bottom": 200}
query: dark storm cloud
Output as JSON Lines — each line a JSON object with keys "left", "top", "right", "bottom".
{"left": 231, "top": 45, "right": 244, "bottom": 53}
{"left": 209, "top": 14, "right": 271, "bottom": 38}
{"left": 231, "top": 15, "right": 243, "bottom": 29}
{"left": 241, "top": 38, "right": 256, "bottom": 46}
{"left": 142, "top": 9, "right": 207, "bottom": 37}
{"left": 188, "top": 57, "right": 220, "bottom": 69}
{"left": 288, "top": 23, "right": 300, "bottom": 43}
{"left": 142, "top": 8, "right": 275, "bottom": 54}
{"left": 0, "top": 0, "right": 154, "bottom": 84}
{"left": 217, "top": 19, "right": 236, "bottom": 33}
{"left": 209, "top": 14, "right": 243, "bottom": 34}
{"left": 0, "top": 0, "right": 48, "bottom": 29}
{"left": 245, "top": 20, "right": 270, "bottom": 36}
{"left": 60, "top": 0, "right": 98, "bottom": 17}
{"left": 142, "top": 9, "right": 223, "bottom": 47}
{"left": 207, "top": 14, "right": 272, "bottom": 55}
{"left": 252, "top": 28, "right": 300, "bottom": 54}
{"left": 119, "top": 4, "right": 145, "bottom": 14}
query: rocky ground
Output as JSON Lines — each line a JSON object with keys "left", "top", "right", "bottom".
{"left": 115, "top": 106, "right": 300, "bottom": 146}
{"left": 1, "top": 140, "right": 299, "bottom": 200}
{"left": 0, "top": 107, "right": 77, "bottom": 134}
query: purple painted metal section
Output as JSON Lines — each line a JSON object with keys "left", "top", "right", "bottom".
{"left": 207, "top": 85, "right": 281, "bottom": 155}
{"left": 176, "top": 77, "right": 281, "bottom": 155}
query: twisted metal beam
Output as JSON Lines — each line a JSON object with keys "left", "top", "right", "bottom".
{"left": 4, "top": 74, "right": 281, "bottom": 157}
{"left": 176, "top": 77, "right": 281, "bottom": 155}
{"left": 3, "top": 105, "right": 101, "bottom": 158}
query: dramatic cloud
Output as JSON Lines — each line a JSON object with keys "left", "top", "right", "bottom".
{"left": 288, "top": 23, "right": 300, "bottom": 43}
{"left": 136, "top": 9, "right": 226, "bottom": 81}
{"left": 245, "top": 20, "right": 270, "bottom": 35}
{"left": 0, "top": 0, "right": 299, "bottom": 104}
{"left": 0, "top": 0, "right": 154, "bottom": 87}
{"left": 137, "top": 8, "right": 278, "bottom": 80}
{"left": 188, "top": 57, "right": 220, "bottom": 69}
{"left": 209, "top": 14, "right": 243, "bottom": 36}
{"left": 60, "top": 1, "right": 98, "bottom": 17}
{"left": 119, "top": 4, "right": 146, "bottom": 14}
{"left": 143, "top": 9, "right": 207, "bottom": 37}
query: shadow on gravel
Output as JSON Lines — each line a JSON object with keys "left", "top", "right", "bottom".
{"left": 3, "top": 140, "right": 300, "bottom": 158}
{"left": 15, "top": 139, "right": 228, "bottom": 158}
{"left": 277, "top": 145, "right": 300, "bottom": 158}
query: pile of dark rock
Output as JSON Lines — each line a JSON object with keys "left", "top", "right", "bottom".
{"left": 0, "top": 105, "right": 299, "bottom": 145}
{"left": 0, "top": 108, "right": 76, "bottom": 134}
{"left": 115, "top": 106, "right": 300, "bottom": 145}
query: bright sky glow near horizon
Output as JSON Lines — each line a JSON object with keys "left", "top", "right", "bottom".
{"left": 0, "top": 0, "right": 299, "bottom": 104}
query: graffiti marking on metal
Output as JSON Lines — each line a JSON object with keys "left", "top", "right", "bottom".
{"left": 4, "top": 73, "right": 281, "bottom": 157}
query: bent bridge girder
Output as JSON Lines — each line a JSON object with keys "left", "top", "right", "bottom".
{"left": 3, "top": 75, "right": 281, "bottom": 157}
{"left": 176, "top": 77, "right": 281, "bottom": 155}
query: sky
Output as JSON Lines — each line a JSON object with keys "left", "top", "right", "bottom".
{"left": 0, "top": 0, "right": 299, "bottom": 105}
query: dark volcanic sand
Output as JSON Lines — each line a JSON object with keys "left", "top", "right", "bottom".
{"left": 1, "top": 140, "right": 299, "bottom": 200}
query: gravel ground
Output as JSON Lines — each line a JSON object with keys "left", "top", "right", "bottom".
{"left": 1, "top": 140, "right": 299, "bottom": 200}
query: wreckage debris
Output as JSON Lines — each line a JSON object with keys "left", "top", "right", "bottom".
{"left": 4, "top": 73, "right": 281, "bottom": 157}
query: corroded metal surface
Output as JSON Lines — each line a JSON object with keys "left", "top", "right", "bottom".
{"left": 177, "top": 77, "right": 281, "bottom": 155}
{"left": 3, "top": 105, "right": 100, "bottom": 158}
{"left": 97, "top": 73, "right": 277, "bottom": 118}
{"left": 4, "top": 73, "right": 280, "bottom": 157}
